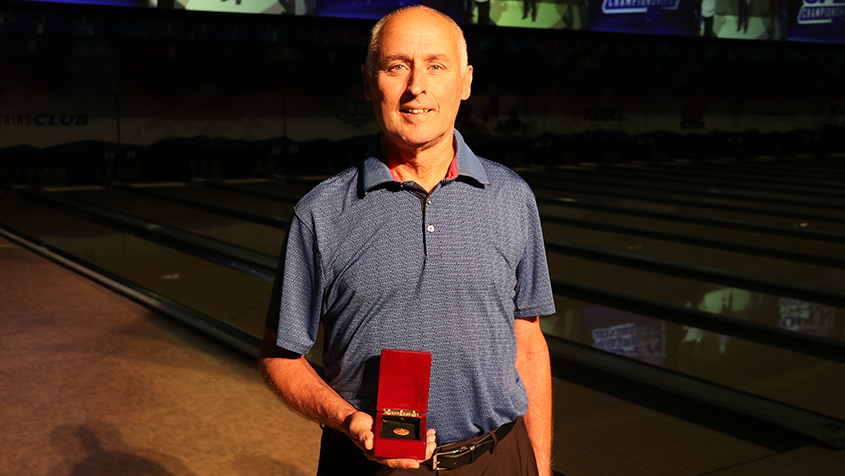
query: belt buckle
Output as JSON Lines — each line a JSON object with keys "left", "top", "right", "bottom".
{"left": 430, "top": 445, "right": 470, "bottom": 471}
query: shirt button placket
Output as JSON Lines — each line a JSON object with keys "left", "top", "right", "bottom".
{"left": 427, "top": 194, "right": 437, "bottom": 235}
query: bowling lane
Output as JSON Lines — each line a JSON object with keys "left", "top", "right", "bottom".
{"left": 228, "top": 177, "right": 316, "bottom": 197}
{"left": 531, "top": 187, "right": 845, "bottom": 236}
{"left": 526, "top": 169, "right": 845, "bottom": 209}
{"left": 591, "top": 164, "right": 845, "bottom": 199}
{"left": 537, "top": 201, "right": 845, "bottom": 260}
{"left": 653, "top": 159, "right": 845, "bottom": 183}
{"left": 551, "top": 378, "right": 779, "bottom": 476}
{"left": 55, "top": 186, "right": 285, "bottom": 257}
{"left": 541, "top": 296, "right": 845, "bottom": 421}
{"left": 0, "top": 192, "right": 272, "bottom": 338}
{"left": 531, "top": 180, "right": 845, "bottom": 224}
{"left": 542, "top": 222, "right": 845, "bottom": 293}
{"left": 135, "top": 182, "right": 296, "bottom": 222}
{"left": 544, "top": 252, "right": 844, "bottom": 340}
{"left": 538, "top": 162, "right": 845, "bottom": 201}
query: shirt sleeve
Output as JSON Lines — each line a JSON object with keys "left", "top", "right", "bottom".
{"left": 513, "top": 191, "right": 556, "bottom": 319}
{"left": 264, "top": 209, "right": 323, "bottom": 354}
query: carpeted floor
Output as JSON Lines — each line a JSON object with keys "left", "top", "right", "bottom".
{"left": 0, "top": 236, "right": 321, "bottom": 476}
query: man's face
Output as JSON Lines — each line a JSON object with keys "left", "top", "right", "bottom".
{"left": 363, "top": 9, "right": 473, "bottom": 154}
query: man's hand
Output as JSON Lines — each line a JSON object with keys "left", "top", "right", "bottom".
{"left": 260, "top": 331, "right": 437, "bottom": 470}
{"left": 343, "top": 411, "right": 437, "bottom": 469}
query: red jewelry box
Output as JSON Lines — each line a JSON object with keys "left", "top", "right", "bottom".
{"left": 372, "top": 349, "right": 432, "bottom": 460}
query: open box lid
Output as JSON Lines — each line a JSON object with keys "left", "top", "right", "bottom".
{"left": 376, "top": 349, "right": 431, "bottom": 413}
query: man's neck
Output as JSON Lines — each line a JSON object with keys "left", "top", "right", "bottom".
{"left": 382, "top": 134, "right": 455, "bottom": 192}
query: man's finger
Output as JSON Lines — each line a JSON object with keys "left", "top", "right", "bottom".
{"left": 362, "top": 431, "right": 374, "bottom": 451}
{"left": 380, "top": 457, "right": 422, "bottom": 469}
{"left": 424, "top": 428, "right": 437, "bottom": 460}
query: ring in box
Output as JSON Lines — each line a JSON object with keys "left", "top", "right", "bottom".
{"left": 373, "top": 349, "right": 431, "bottom": 460}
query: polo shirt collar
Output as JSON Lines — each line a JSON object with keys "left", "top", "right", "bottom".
{"left": 360, "top": 129, "right": 490, "bottom": 194}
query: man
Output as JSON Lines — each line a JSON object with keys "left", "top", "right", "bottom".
{"left": 259, "top": 6, "right": 554, "bottom": 475}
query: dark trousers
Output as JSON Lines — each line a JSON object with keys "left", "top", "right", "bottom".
{"left": 702, "top": 16, "right": 715, "bottom": 37}
{"left": 737, "top": 0, "right": 749, "bottom": 32}
{"left": 316, "top": 417, "right": 538, "bottom": 476}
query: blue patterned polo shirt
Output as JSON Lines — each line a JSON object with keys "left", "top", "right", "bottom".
{"left": 266, "top": 129, "right": 555, "bottom": 444}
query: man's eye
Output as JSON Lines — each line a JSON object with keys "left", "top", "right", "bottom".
{"left": 430, "top": 65, "right": 443, "bottom": 71}
{"left": 388, "top": 64, "right": 406, "bottom": 72}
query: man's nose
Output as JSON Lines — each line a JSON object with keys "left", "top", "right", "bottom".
{"left": 406, "top": 67, "right": 426, "bottom": 96}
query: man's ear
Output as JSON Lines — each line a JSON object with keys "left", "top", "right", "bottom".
{"left": 361, "top": 65, "right": 372, "bottom": 101}
{"left": 461, "top": 65, "right": 473, "bottom": 101}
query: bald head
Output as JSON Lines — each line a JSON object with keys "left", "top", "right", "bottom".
{"left": 360, "top": 4, "right": 473, "bottom": 157}
{"left": 365, "top": 6, "right": 468, "bottom": 77}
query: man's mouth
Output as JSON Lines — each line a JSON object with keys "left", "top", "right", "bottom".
{"left": 401, "top": 108, "right": 432, "bottom": 114}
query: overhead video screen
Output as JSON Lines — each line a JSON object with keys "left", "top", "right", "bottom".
{"left": 587, "top": 0, "right": 698, "bottom": 36}
{"left": 11, "top": 0, "right": 845, "bottom": 42}
{"left": 786, "top": 0, "right": 845, "bottom": 43}
{"left": 278, "top": 0, "right": 589, "bottom": 30}
{"left": 316, "top": 0, "right": 463, "bottom": 22}
{"left": 172, "top": 0, "right": 587, "bottom": 30}
{"left": 14, "top": 0, "right": 137, "bottom": 6}
{"left": 462, "top": 0, "right": 588, "bottom": 29}
{"left": 693, "top": 0, "right": 788, "bottom": 40}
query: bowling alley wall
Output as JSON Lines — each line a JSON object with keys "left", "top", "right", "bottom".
{"left": 1, "top": 2, "right": 843, "bottom": 185}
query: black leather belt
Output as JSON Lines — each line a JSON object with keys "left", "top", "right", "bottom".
{"left": 424, "top": 420, "right": 516, "bottom": 471}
